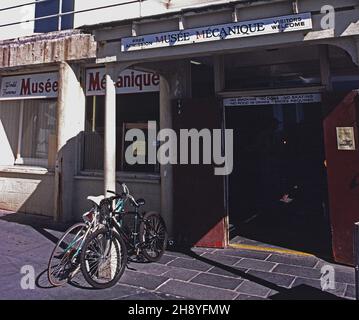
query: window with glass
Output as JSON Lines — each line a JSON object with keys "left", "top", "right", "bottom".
{"left": 84, "top": 92, "right": 160, "bottom": 174}
{"left": 0, "top": 99, "right": 57, "bottom": 168}
{"left": 34, "top": 0, "right": 74, "bottom": 33}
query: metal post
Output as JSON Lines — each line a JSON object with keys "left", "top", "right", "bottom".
{"left": 58, "top": 0, "right": 63, "bottom": 31}
{"left": 355, "top": 222, "right": 359, "bottom": 300}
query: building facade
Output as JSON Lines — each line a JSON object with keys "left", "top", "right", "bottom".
{"left": 1, "top": 0, "right": 359, "bottom": 265}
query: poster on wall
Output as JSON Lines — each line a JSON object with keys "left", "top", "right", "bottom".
{"left": 0, "top": 72, "right": 59, "bottom": 99}
{"left": 86, "top": 68, "right": 160, "bottom": 96}
{"left": 336, "top": 127, "right": 356, "bottom": 151}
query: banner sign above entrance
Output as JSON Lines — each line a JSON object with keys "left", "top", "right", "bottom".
{"left": 0, "top": 72, "right": 59, "bottom": 99}
{"left": 224, "top": 94, "right": 322, "bottom": 107}
{"left": 121, "top": 13, "right": 312, "bottom": 52}
{"left": 86, "top": 68, "right": 160, "bottom": 96}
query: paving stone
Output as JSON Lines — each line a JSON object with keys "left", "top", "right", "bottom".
{"left": 214, "top": 249, "right": 270, "bottom": 261}
{"left": 167, "top": 258, "right": 213, "bottom": 272}
{"left": 119, "top": 270, "right": 169, "bottom": 290}
{"left": 75, "top": 284, "right": 146, "bottom": 300}
{"left": 157, "top": 280, "right": 237, "bottom": 300}
{"left": 190, "top": 273, "right": 243, "bottom": 290}
{"left": 247, "top": 270, "right": 295, "bottom": 288}
{"left": 128, "top": 262, "right": 171, "bottom": 276}
{"left": 344, "top": 285, "right": 356, "bottom": 299}
{"left": 165, "top": 251, "right": 196, "bottom": 260}
{"left": 334, "top": 270, "right": 355, "bottom": 285}
{"left": 291, "top": 277, "right": 347, "bottom": 297}
{"left": 155, "top": 254, "right": 178, "bottom": 265}
{"left": 267, "top": 254, "right": 318, "bottom": 268}
{"left": 162, "top": 268, "right": 200, "bottom": 281}
{"left": 201, "top": 252, "right": 241, "bottom": 266}
{"left": 191, "top": 247, "right": 215, "bottom": 254}
{"left": 236, "top": 258, "right": 276, "bottom": 272}
{"left": 119, "top": 292, "right": 185, "bottom": 300}
{"left": 273, "top": 264, "right": 322, "bottom": 279}
{"left": 235, "top": 294, "right": 268, "bottom": 300}
{"left": 314, "top": 261, "right": 355, "bottom": 285}
{"left": 0, "top": 278, "right": 146, "bottom": 300}
{"left": 236, "top": 281, "right": 271, "bottom": 298}
{"left": 207, "top": 266, "right": 248, "bottom": 278}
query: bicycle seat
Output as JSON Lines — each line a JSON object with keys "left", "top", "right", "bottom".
{"left": 136, "top": 198, "right": 146, "bottom": 207}
{"left": 87, "top": 195, "right": 105, "bottom": 206}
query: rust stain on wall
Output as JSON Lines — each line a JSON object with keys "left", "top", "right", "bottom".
{"left": 0, "top": 31, "right": 97, "bottom": 69}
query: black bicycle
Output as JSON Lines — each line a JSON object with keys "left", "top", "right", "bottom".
{"left": 80, "top": 181, "right": 168, "bottom": 289}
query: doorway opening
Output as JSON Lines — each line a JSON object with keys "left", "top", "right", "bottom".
{"left": 225, "top": 98, "right": 332, "bottom": 257}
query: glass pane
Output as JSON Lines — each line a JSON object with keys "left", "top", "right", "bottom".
{"left": 117, "top": 93, "right": 159, "bottom": 173}
{"left": 0, "top": 101, "right": 20, "bottom": 165}
{"left": 21, "top": 99, "right": 56, "bottom": 160}
{"left": 83, "top": 93, "right": 160, "bottom": 173}
{"left": 34, "top": 0, "right": 74, "bottom": 32}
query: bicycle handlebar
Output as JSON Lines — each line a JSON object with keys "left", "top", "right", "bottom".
{"left": 108, "top": 183, "right": 139, "bottom": 207}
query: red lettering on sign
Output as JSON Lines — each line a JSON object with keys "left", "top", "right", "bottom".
{"left": 20, "top": 78, "right": 31, "bottom": 96}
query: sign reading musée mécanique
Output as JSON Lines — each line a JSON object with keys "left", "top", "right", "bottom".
{"left": 0, "top": 72, "right": 59, "bottom": 99}
{"left": 122, "top": 12, "right": 312, "bottom": 51}
{"left": 86, "top": 68, "right": 160, "bottom": 96}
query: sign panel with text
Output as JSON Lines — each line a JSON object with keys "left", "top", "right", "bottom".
{"left": 0, "top": 72, "right": 59, "bottom": 99}
{"left": 86, "top": 68, "right": 160, "bottom": 96}
{"left": 122, "top": 13, "right": 312, "bottom": 52}
{"left": 224, "top": 94, "right": 322, "bottom": 107}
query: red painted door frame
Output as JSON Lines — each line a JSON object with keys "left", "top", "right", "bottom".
{"left": 323, "top": 90, "right": 359, "bottom": 265}
{"left": 172, "top": 98, "right": 227, "bottom": 248}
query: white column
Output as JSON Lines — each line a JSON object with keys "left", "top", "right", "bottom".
{"left": 160, "top": 75, "right": 174, "bottom": 239}
{"left": 104, "top": 64, "right": 117, "bottom": 197}
{"left": 54, "top": 62, "right": 86, "bottom": 222}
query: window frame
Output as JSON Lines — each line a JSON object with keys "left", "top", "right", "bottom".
{"left": 1, "top": 98, "right": 57, "bottom": 169}
{"left": 83, "top": 93, "right": 160, "bottom": 175}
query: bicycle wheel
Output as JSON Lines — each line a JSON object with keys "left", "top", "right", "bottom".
{"left": 139, "top": 211, "right": 168, "bottom": 262}
{"left": 47, "top": 222, "right": 88, "bottom": 287}
{"left": 80, "top": 228, "right": 127, "bottom": 289}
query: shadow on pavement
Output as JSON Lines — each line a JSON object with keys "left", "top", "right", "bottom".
{"left": 0, "top": 212, "right": 72, "bottom": 233}
{"left": 0, "top": 212, "right": 348, "bottom": 299}
{"left": 36, "top": 269, "right": 57, "bottom": 289}
{"left": 168, "top": 246, "right": 346, "bottom": 300}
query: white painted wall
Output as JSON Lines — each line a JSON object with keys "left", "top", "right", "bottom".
{"left": 1, "top": 0, "right": 220, "bottom": 40}
{"left": 73, "top": 0, "right": 235, "bottom": 28}
{"left": 1, "top": 0, "right": 359, "bottom": 41}
{"left": 0, "top": 0, "right": 35, "bottom": 41}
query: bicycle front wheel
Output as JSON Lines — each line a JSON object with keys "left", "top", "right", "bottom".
{"left": 80, "top": 228, "right": 127, "bottom": 289}
{"left": 139, "top": 212, "right": 168, "bottom": 262}
{"left": 47, "top": 222, "right": 88, "bottom": 287}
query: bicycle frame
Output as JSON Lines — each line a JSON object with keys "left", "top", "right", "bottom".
{"left": 110, "top": 198, "right": 145, "bottom": 252}
{"left": 66, "top": 207, "right": 100, "bottom": 260}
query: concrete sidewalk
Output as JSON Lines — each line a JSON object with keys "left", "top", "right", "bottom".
{"left": 0, "top": 210, "right": 356, "bottom": 300}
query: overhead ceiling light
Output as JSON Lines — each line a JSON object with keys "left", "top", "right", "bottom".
{"left": 190, "top": 60, "right": 202, "bottom": 65}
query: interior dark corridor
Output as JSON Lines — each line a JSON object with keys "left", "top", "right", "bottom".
{"left": 226, "top": 102, "right": 333, "bottom": 257}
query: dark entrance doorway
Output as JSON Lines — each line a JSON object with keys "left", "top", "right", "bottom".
{"left": 226, "top": 100, "right": 332, "bottom": 257}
